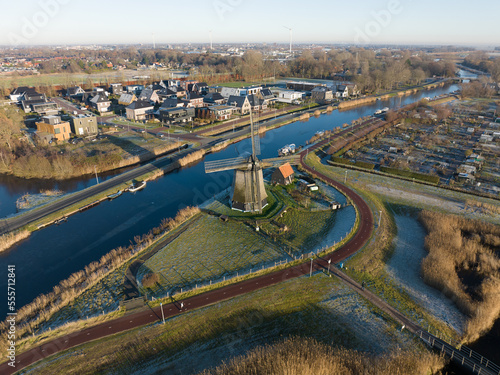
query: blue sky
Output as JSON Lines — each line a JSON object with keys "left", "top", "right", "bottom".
{"left": 1, "top": 0, "right": 499, "bottom": 46}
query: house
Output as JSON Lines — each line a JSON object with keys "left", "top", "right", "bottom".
{"left": 271, "top": 163, "right": 294, "bottom": 185}
{"left": 89, "top": 93, "right": 111, "bottom": 113}
{"left": 336, "top": 85, "right": 349, "bottom": 98}
{"left": 36, "top": 115, "right": 71, "bottom": 142}
{"left": 208, "top": 105, "right": 233, "bottom": 121}
{"left": 345, "top": 83, "right": 360, "bottom": 97}
{"left": 276, "top": 90, "right": 303, "bottom": 104}
{"left": 126, "top": 85, "right": 144, "bottom": 94}
{"left": 182, "top": 92, "right": 204, "bottom": 108}
{"left": 159, "top": 107, "right": 195, "bottom": 125}
{"left": 259, "top": 88, "right": 276, "bottom": 103}
{"left": 109, "top": 83, "right": 123, "bottom": 94}
{"left": 138, "top": 88, "right": 160, "bottom": 104}
{"left": 191, "top": 82, "right": 209, "bottom": 95}
{"left": 20, "top": 91, "right": 55, "bottom": 113}
{"left": 31, "top": 101, "right": 59, "bottom": 115}
{"left": 298, "top": 179, "right": 318, "bottom": 191}
{"left": 157, "top": 88, "right": 179, "bottom": 102}
{"left": 118, "top": 93, "right": 137, "bottom": 106}
{"left": 227, "top": 95, "right": 251, "bottom": 114}
{"left": 70, "top": 114, "right": 98, "bottom": 136}
{"left": 126, "top": 100, "right": 154, "bottom": 121}
{"left": 66, "top": 86, "right": 85, "bottom": 98}
{"left": 203, "top": 92, "right": 226, "bottom": 105}
{"left": 247, "top": 95, "right": 268, "bottom": 111}
{"left": 161, "top": 97, "right": 184, "bottom": 108}
{"left": 9, "top": 86, "right": 38, "bottom": 102}
{"left": 311, "top": 86, "right": 334, "bottom": 102}
{"left": 221, "top": 87, "right": 245, "bottom": 98}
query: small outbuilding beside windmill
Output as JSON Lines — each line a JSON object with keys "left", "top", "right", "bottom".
{"left": 271, "top": 163, "right": 294, "bottom": 186}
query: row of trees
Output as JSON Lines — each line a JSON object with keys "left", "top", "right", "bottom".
{"left": 2, "top": 47, "right": 460, "bottom": 94}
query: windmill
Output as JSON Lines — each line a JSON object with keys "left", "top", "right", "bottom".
{"left": 205, "top": 110, "right": 300, "bottom": 213}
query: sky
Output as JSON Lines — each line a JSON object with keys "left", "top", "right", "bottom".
{"left": 0, "top": 0, "right": 499, "bottom": 47}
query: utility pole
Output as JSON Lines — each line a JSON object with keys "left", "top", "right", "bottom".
{"left": 309, "top": 258, "right": 313, "bottom": 277}
{"left": 344, "top": 170, "right": 347, "bottom": 184}
{"left": 160, "top": 302, "right": 165, "bottom": 324}
{"left": 328, "top": 259, "right": 331, "bottom": 274}
{"left": 94, "top": 165, "right": 99, "bottom": 184}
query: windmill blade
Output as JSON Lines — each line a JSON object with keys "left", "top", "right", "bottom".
{"left": 261, "top": 155, "right": 301, "bottom": 168}
{"left": 253, "top": 121, "right": 261, "bottom": 156}
{"left": 204, "top": 156, "right": 250, "bottom": 173}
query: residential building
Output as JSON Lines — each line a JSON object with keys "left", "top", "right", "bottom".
{"left": 70, "top": 114, "right": 98, "bottom": 136}
{"left": 126, "top": 85, "right": 144, "bottom": 94}
{"left": 311, "top": 86, "right": 334, "bottom": 102}
{"left": 161, "top": 97, "right": 184, "bottom": 108}
{"left": 66, "top": 86, "right": 85, "bottom": 98}
{"left": 276, "top": 90, "right": 303, "bottom": 104}
{"left": 221, "top": 87, "right": 245, "bottom": 98}
{"left": 336, "top": 85, "right": 349, "bottom": 98}
{"left": 248, "top": 95, "right": 268, "bottom": 111}
{"left": 227, "top": 95, "right": 251, "bottom": 114}
{"left": 118, "top": 93, "right": 137, "bottom": 106}
{"left": 36, "top": 115, "right": 71, "bottom": 142}
{"left": 191, "top": 82, "right": 209, "bottom": 95}
{"left": 31, "top": 101, "right": 59, "bottom": 115}
{"left": 159, "top": 107, "right": 195, "bottom": 125}
{"left": 271, "top": 163, "right": 294, "bottom": 185}
{"left": 109, "top": 83, "right": 123, "bottom": 94}
{"left": 9, "top": 86, "right": 38, "bottom": 102}
{"left": 182, "top": 92, "right": 204, "bottom": 108}
{"left": 203, "top": 92, "right": 226, "bottom": 105}
{"left": 89, "top": 93, "right": 111, "bottom": 113}
{"left": 259, "top": 88, "right": 276, "bottom": 103}
{"left": 139, "top": 88, "right": 160, "bottom": 104}
{"left": 126, "top": 100, "right": 155, "bottom": 121}
{"left": 208, "top": 105, "right": 234, "bottom": 121}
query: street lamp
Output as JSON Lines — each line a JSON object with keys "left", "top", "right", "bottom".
{"left": 328, "top": 259, "right": 331, "bottom": 274}
{"left": 309, "top": 258, "right": 313, "bottom": 277}
{"left": 378, "top": 210, "right": 382, "bottom": 227}
{"left": 160, "top": 302, "right": 165, "bottom": 324}
{"left": 344, "top": 170, "right": 347, "bottom": 184}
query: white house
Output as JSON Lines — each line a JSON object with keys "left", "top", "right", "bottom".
{"left": 221, "top": 87, "right": 245, "bottom": 98}
{"left": 276, "top": 90, "right": 303, "bottom": 104}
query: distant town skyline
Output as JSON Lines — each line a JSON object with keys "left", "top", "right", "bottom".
{"left": 1, "top": 0, "right": 499, "bottom": 47}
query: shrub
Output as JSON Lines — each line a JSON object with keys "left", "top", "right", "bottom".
{"left": 141, "top": 273, "right": 159, "bottom": 288}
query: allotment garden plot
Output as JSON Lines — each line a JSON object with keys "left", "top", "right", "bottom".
{"left": 137, "top": 215, "right": 285, "bottom": 296}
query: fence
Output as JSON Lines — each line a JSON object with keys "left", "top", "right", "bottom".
{"left": 418, "top": 330, "right": 499, "bottom": 375}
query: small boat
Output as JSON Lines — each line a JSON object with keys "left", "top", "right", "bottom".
{"left": 278, "top": 144, "right": 296, "bottom": 156}
{"left": 107, "top": 190, "right": 123, "bottom": 200}
{"left": 128, "top": 181, "right": 146, "bottom": 193}
{"left": 55, "top": 217, "right": 67, "bottom": 225}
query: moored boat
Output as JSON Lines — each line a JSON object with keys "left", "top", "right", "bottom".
{"left": 128, "top": 181, "right": 146, "bottom": 193}
{"left": 107, "top": 190, "right": 123, "bottom": 200}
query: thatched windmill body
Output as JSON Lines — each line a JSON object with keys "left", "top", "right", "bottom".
{"left": 205, "top": 110, "right": 299, "bottom": 213}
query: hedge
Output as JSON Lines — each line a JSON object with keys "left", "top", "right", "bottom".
{"left": 379, "top": 166, "right": 440, "bottom": 184}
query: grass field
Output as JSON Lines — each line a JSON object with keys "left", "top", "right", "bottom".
{"left": 137, "top": 215, "right": 285, "bottom": 296}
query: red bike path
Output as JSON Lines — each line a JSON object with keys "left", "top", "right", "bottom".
{"left": 1, "top": 140, "right": 373, "bottom": 374}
